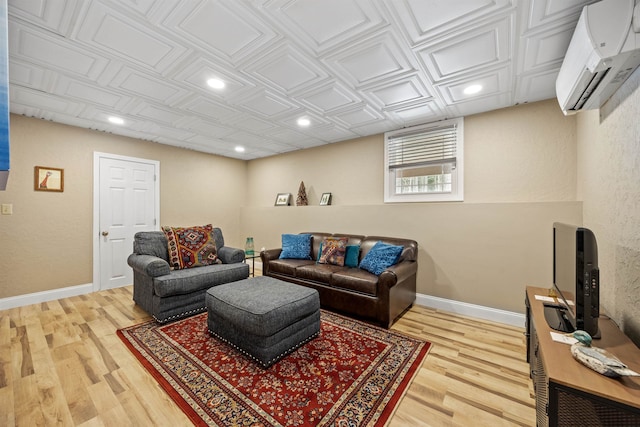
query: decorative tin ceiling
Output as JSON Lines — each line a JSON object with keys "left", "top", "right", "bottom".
{"left": 8, "top": 0, "right": 594, "bottom": 159}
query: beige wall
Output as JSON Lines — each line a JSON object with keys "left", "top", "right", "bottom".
{"left": 244, "top": 99, "right": 581, "bottom": 313}
{"left": 0, "top": 115, "right": 247, "bottom": 298}
{"left": 576, "top": 68, "right": 640, "bottom": 345}
{"left": 1, "top": 99, "right": 587, "bottom": 316}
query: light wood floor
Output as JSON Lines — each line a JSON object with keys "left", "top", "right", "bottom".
{"left": 1, "top": 279, "right": 536, "bottom": 426}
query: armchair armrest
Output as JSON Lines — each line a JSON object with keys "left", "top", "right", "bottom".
{"left": 127, "top": 254, "right": 171, "bottom": 277}
{"left": 218, "top": 246, "right": 245, "bottom": 264}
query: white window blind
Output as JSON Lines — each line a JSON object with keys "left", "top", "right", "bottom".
{"left": 387, "top": 122, "right": 457, "bottom": 171}
{"left": 384, "top": 118, "right": 463, "bottom": 203}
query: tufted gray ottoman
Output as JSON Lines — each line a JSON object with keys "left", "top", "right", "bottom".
{"left": 206, "top": 276, "right": 320, "bottom": 368}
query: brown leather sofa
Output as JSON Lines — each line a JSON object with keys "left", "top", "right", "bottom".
{"left": 260, "top": 232, "right": 418, "bottom": 328}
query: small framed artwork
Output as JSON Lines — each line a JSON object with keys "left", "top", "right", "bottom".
{"left": 34, "top": 166, "right": 64, "bottom": 192}
{"left": 274, "top": 193, "right": 291, "bottom": 206}
{"left": 320, "top": 192, "right": 332, "bottom": 206}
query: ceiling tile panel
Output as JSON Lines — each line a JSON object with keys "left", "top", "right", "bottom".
{"left": 229, "top": 116, "right": 278, "bottom": 133}
{"left": 145, "top": 123, "right": 196, "bottom": 140}
{"left": 245, "top": 43, "right": 329, "bottom": 94}
{"left": 9, "top": 22, "right": 109, "bottom": 79}
{"left": 304, "top": 125, "right": 358, "bottom": 143}
{"left": 297, "top": 82, "right": 361, "bottom": 114}
{"left": 171, "top": 57, "right": 258, "bottom": 102}
{"left": 265, "top": 0, "right": 385, "bottom": 54}
{"left": 164, "top": 0, "right": 277, "bottom": 65}
{"left": 56, "top": 76, "right": 126, "bottom": 109}
{"left": 180, "top": 118, "right": 235, "bottom": 139}
{"left": 418, "top": 16, "right": 513, "bottom": 81}
{"left": 520, "top": 24, "right": 575, "bottom": 71}
{"left": 179, "top": 96, "right": 243, "bottom": 122}
{"left": 109, "top": 68, "right": 185, "bottom": 104}
{"left": 390, "top": 101, "right": 443, "bottom": 125}
{"left": 9, "top": 60, "right": 47, "bottom": 90}
{"left": 515, "top": 68, "right": 559, "bottom": 103}
{"left": 76, "top": 2, "right": 189, "bottom": 72}
{"left": 130, "top": 102, "right": 185, "bottom": 125}
{"left": 106, "top": 0, "right": 165, "bottom": 17}
{"left": 525, "top": 0, "right": 595, "bottom": 30}
{"left": 439, "top": 67, "right": 510, "bottom": 104}
{"left": 387, "top": 0, "right": 513, "bottom": 44}
{"left": 324, "top": 32, "right": 416, "bottom": 87}
{"left": 266, "top": 127, "right": 315, "bottom": 144}
{"left": 331, "top": 105, "right": 383, "bottom": 128}
{"left": 365, "top": 74, "right": 432, "bottom": 109}
{"left": 11, "top": 86, "right": 84, "bottom": 116}
{"left": 8, "top": 0, "right": 81, "bottom": 37}
{"left": 236, "top": 91, "right": 300, "bottom": 119}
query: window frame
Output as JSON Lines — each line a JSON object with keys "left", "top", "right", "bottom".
{"left": 384, "top": 117, "right": 464, "bottom": 203}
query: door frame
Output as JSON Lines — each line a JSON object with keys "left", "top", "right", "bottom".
{"left": 92, "top": 152, "right": 160, "bottom": 292}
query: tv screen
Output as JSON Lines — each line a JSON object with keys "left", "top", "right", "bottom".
{"left": 548, "top": 222, "right": 600, "bottom": 338}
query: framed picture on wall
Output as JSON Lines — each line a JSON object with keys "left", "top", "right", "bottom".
{"left": 274, "top": 193, "right": 291, "bottom": 206}
{"left": 320, "top": 192, "right": 332, "bottom": 206}
{"left": 34, "top": 166, "right": 64, "bottom": 192}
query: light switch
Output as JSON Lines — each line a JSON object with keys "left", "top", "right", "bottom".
{"left": 1, "top": 203, "right": 12, "bottom": 215}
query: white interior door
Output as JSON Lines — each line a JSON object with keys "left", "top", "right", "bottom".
{"left": 96, "top": 154, "right": 158, "bottom": 290}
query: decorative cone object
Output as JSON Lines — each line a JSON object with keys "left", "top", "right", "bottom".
{"left": 296, "top": 181, "right": 308, "bottom": 206}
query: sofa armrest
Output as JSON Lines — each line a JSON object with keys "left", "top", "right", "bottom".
{"left": 378, "top": 260, "right": 417, "bottom": 289}
{"left": 260, "top": 248, "right": 282, "bottom": 261}
{"left": 127, "top": 254, "right": 171, "bottom": 277}
{"left": 260, "top": 248, "right": 282, "bottom": 276}
{"left": 218, "top": 246, "right": 245, "bottom": 264}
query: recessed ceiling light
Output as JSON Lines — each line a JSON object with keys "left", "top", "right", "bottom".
{"left": 297, "top": 117, "right": 311, "bottom": 127}
{"left": 235, "top": 146, "right": 245, "bottom": 153}
{"left": 207, "top": 78, "right": 225, "bottom": 89}
{"left": 463, "top": 84, "right": 483, "bottom": 95}
{"left": 108, "top": 116, "right": 124, "bottom": 125}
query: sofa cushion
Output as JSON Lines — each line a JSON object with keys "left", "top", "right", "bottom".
{"left": 359, "top": 241, "right": 403, "bottom": 276}
{"left": 318, "top": 236, "right": 348, "bottom": 266}
{"left": 345, "top": 245, "right": 360, "bottom": 268}
{"left": 296, "top": 264, "right": 345, "bottom": 283}
{"left": 269, "top": 258, "right": 316, "bottom": 276}
{"left": 279, "top": 233, "right": 312, "bottom": 260}
{"left": 153, "top": 263, "right": 249, "bottom": 297}
{"left": 330, "top": 269, "right": 378, "bottom": 296}
{"left": 162, "top": 224, "right": 220, "bottom": 270}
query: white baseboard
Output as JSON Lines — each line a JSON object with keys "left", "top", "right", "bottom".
{"left": 416, "top": 293, "right": 525, "bottom": 328}
{"left": 0, "top": 283, "right": 94, "bottom": 311}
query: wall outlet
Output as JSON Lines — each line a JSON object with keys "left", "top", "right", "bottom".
{"left": 1, "top": 203, "right": 12, "bottom": 215}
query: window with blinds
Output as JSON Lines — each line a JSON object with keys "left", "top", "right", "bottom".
{"left": 384, "top": 118, "right": 464, "bottom": 203}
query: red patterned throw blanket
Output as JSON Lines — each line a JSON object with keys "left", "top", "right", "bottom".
{"left": 118, "top": 311, "right": 430, "bottom": 426}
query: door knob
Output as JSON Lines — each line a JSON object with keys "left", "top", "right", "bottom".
{"left": 101, "top": 231, "right": 109, "bottom": 236}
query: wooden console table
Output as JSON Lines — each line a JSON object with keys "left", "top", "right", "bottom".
{"left": 525, "top": 286, "right": 640, "bottom": 426}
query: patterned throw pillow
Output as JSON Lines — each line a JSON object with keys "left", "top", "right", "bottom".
{"left": 279, "top": 234, "right": 312, "bottom": 260}
{"left": 162, "top": 224, "right": 220, "bottom": 270}
{"left": 318, "top": 237, "right": 348, "bottom": 266}
{"left": 359, "top": 241, "right": 403, "bottom": 276}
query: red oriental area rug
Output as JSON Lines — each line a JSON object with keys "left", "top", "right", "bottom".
{"left": 117, "top": 310, "right": 431, "bottom": 426}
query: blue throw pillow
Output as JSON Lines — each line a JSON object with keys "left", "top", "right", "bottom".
{"left": 345, "top": 245, "right": 360, "bottom": 268}
{"left": 359, "top": 241, "right": 403, "bottom": 275}
{"left": 279, "top": 234, "right": 312, "bottom": 260}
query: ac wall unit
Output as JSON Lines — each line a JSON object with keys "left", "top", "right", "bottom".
{"left": 556, "top": 0, "right": 640, "bottom": 115}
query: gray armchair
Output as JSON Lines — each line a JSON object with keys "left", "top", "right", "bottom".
{"left": 128, "top": 228, "right": 249, "bottom": 323}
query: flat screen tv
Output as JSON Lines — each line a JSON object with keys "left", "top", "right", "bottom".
{"left": 544, "top": 222, "right": 600, "bottom": 338}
